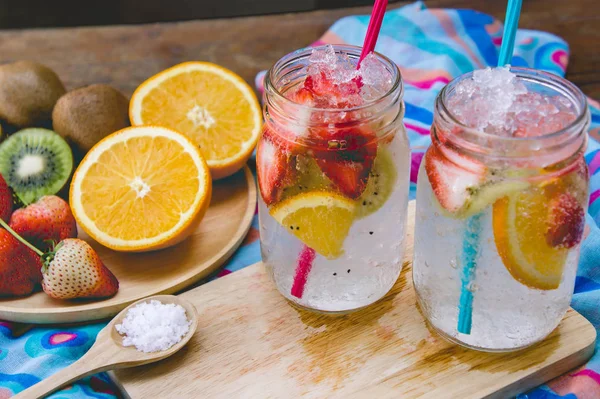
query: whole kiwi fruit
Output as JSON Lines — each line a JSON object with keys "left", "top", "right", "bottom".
{"left": 0, "top": 61, "right": 66, "bottom": 127}
{"left": 52, "top": 84, "right": 129, "bottom": 153}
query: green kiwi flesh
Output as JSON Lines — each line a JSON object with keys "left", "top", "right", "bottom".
{"left": 0, "top": 128, "right": 73, "bottom": 205}
{"left": 281, "top": 155, "right": 332, "bottom": 200}
{"left": 356, "top": 147, "right": 397, "bottom": 218}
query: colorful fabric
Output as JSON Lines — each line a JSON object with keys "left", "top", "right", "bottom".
{"left": 1, "top": 2, "right": 598, "bottom": 397}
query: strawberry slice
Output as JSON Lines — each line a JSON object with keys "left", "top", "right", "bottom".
{"left": 316, "top": 158, "right": 372, "bottom": 199}
{"left": 303, "top": 74, "right": 325, "bottom": 95}
{"left": 281, "top": 87, "right": 314, "bottom": 138}
{"left": 425, "top": 142, "right": 486, "bottom": 214}
{"left": 303, "top": 73, "right": 361, "bottom": 109}
{"left": 290, "top": 86, "right": 315, "bottom": 105}
{"left": 546, "top": 192, "right": 585, "bottom": 249}
{"left": 257, "top": 132, "right": 297, "bottom": 206}
{"left": 314, "top": 128, "right": 377, "bottom": 199}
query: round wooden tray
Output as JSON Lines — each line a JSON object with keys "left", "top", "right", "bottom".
{"left": 0, "top": 166, "right": 256, "bottom": 324}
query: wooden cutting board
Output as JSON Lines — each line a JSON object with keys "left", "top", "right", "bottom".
{"left": 112, "top": 202, "right": 596, "bottom": 399}
{"left": 0, "top": 167, "right": 256, "bottom": 324}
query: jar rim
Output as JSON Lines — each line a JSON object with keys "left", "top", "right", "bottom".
{"left": 437, "top": 66, "right": 590, "bottom": 144}
{"left": 264, "top": 44, "right": 404, "bottom": 113}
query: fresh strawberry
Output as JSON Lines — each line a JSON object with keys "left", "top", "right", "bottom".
{"left": 0, "top": 174, "right": 12, "bottom": 223}
{"left": 316, "top": 158, "right": 372, "bottom": 199}
{"left": 262, "top": 118, "right": 304, "bottom": 153}
{"left": 0, "top": 229, "right": 42, "bottom": 297}
{"left": 277, "top": 87, "right": 314, "bottom": 139}
{"left": 9, "top": 195, "right": 77, "bottom": 251}
{"left": 424, "top": 142, "right": 486, "bottom": 213}
{"left": 257, "top": 133, "right": 297, "bottom": 206}
{"left": 303, "top": 74, "right": 323, "bottom": 95}
{"left": 314, "top": 128, "right": 377, "bottom": 199}
{"left": 290, "top": 86, "right": 315, "bottom": 105}
{"left": 303, "top": 73, "right": 361, "bottom": 108}
{"left": 546, "top": 192, "right": 585, "bottom": 249}
{"left": 42, "top": 238, "right": 119, "bottom": 300}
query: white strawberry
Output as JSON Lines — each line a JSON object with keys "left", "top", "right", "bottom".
{"left": 42, "top": 238, "right": 119, "bottom": 299}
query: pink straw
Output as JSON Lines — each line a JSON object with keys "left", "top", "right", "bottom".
{"left": 358, "top": 0, "right": 388, "bottom": 67}
{"left": 291, "top": 245, "right": 316, "bottom": 299}
{"left": 289, "top": 0, "right": 388, "bottom": 300}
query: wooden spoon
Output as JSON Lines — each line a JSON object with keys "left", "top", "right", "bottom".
{"left": 14, "top": 295, "right": 198, "bottom": 399}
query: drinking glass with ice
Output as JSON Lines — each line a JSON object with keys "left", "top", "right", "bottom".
{"left": 257, "top": 45, "right": 411, "bottom": 313}
{"left": 413, "top": 66, "right": 590, "bottom": 351}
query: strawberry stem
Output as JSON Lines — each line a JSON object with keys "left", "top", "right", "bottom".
{"left": 0, "top": 218, "right": 44, "bottom": 257}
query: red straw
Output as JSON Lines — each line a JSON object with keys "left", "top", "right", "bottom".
{"left": 290, "top": 245, "right": 316, "bottom": 299}
{"left": 358, "top": 0, "right": 388, "bottom": 67}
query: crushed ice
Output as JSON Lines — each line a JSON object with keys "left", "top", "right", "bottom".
{"left": 448, "top": 66, "right": 577, "bottom": 137}
{"left": 293, "top": 45, "right": 394, "bottom": 107}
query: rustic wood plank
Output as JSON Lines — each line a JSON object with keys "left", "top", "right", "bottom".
{"left": 112, "top": 202, "right": 596, "bottom": 399}
{"left": 0, "top": 0, "right": 597, "bottom": 99}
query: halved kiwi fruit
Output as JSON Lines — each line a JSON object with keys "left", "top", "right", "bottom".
{"left": 0, "top": 128, "right": 73, "bottom": 205}
{"left": 356, "top": 148, "right": 397, "bottom": 218}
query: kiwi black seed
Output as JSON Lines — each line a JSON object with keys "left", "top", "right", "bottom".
{"left": 0, "top": 61, "right": 66, "bottom": 127}
{"left": 282, "top": 155, "right": 332, "bottom": 200}
{"left": 0, "top": 128, "right": 73, "bottom": 205}
{"left": 356, "top": 148, "right": 397, "bottom": 219}
{"left": 52, "top": 84, "right": 129, "bottom": 154}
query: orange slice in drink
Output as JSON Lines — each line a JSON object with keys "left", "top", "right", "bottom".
{"left": 492, "top": 186, "right": 570, "bottom": 290}
{"left": 270, "top": 191, "right": 356, "bottom": 259}
{"left": 129, "top": 62, "right": 262, "bottom": 180}
{"left": 70, "top": 126, "right": 212, "bottom": 252}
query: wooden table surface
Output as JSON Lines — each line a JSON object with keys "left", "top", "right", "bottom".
{"left": 0, "top": 0, "right": 597, "bottom": 99}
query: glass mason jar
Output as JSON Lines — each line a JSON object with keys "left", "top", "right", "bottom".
{"left": 413, "top": 67, "right": 590, "bottom": 351}
{"left": 257, "top": 45, "right": 411, "bottom": 313}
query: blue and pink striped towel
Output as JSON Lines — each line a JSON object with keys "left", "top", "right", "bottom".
{"left": 1, "top": 2, "right": 599, "bottom": 398}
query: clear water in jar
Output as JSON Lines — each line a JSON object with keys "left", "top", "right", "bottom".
{"left": 259, "top": 131, "right": 410, "bottom": 313}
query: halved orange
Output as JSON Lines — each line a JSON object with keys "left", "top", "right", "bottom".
{"left": 270, "top": 191, "right": 356, "bottom": 259}
{"left": 492, "top": 186, "right": 568, "bottom": 290}
{"left": 70, "top": 126, "right": 212, "bottom": 252}
{"left": 129, "top": 62, "right": 262, "bottom": 180}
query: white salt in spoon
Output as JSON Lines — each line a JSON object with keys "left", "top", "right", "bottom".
{"left": 14, "top": 295, "right": 198, "bottom": 399}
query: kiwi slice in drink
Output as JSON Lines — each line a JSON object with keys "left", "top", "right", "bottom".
{"left": 356, "top": 148, "right": 397, "bottom": 218}
{"left": 281, "top": 155, "right": 333, "bottom": 199}
{"left": 0, "top": 128, "right": 73, "bottom": 205}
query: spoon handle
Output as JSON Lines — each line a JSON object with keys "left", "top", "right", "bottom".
{"left": 13, "top": 338, "right": 116, "bottom": 399}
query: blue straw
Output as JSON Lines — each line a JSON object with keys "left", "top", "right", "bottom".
{"left": 498, "top": 0, "right": 523, "bottom": 66}
{"left": 457, "top": 213, "right": 483, "bottom": 334}
{"left": 456, "top": 0, "right": 523, "bottom": 335}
